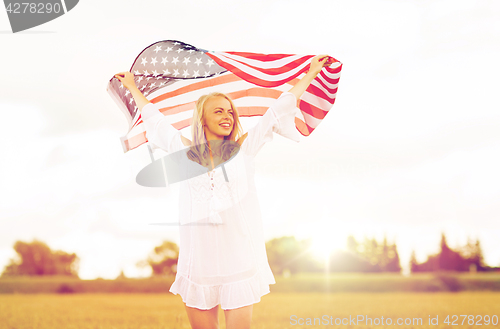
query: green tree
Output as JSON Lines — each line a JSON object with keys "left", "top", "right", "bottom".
{"left": 472, "top": 240, "right": 486, "bottom": 270}
{"left": 385, "top": 244, "right": 402, "bottom": 272}
{"left": 438, "top": 232, "right": 455, "bottom": 270}
{"left": 378, "top": 236, "right": 390, "bottom": 270}
{"left": 459, "top": 237, "right": 487, "bottom": 271}
{"left": 358, "top": 237, "right": 382, "bottom": 272}
{"left": 137, "top": 241, "right": 179, "bottom": 277}
{"left": 265, "top": 236, "right": 321, "bottom": 274}
{"left": 1, "top": 239, "right": 79, "bottom": 277}
{"left": 410, "top": 250, "right": 419, "bottom": 273}
{"left": 411, "top": 233, "right": 481, "bottom": 273}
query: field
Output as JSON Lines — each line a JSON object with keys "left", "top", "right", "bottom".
{"left": 2, "top": 273, "right": 500, "bottom": 294}
{"left": 1, "top": 292, "right": 500, "bottom": 329}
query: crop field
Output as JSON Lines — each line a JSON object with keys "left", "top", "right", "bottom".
{"left": 1, "top": 292, "right": 499, "bottom": 329}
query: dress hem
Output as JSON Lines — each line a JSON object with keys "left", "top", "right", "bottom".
{"left": 169, "top": 269, "right": 275, "bottom": 310}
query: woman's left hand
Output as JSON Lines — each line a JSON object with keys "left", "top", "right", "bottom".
{"left": 288, "top": 54, "right": 335, "bottom": 100}
{"left": 309, "top": 54, "right": 334, "bottom": 75}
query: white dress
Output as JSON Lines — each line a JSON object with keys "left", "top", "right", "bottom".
{"left": 141, "top": 92, "right": 302, "bottom": 310}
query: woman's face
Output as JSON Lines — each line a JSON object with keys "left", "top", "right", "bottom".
{"left": 203, "top": 96, "right": 234, "bottom": 140}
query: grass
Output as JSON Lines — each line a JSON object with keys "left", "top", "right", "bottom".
{"left": 1, "top": 292, "right": 499, "bottom": 329}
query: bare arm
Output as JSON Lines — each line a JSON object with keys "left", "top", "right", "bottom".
{"left": 288, "top": 54, "right": 334, "bottom": 101}
{"left": 114, "top": 72, "right": 151, "bottom": 112}
{"left": 114, "top": 71, "right": 192, "bottom": 146}
{"left": 237, "top": 55, "right": 333, "bottom": 147}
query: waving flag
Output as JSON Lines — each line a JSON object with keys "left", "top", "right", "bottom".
{"left": 107, "top": 40, "right": 342, "bottom": 153}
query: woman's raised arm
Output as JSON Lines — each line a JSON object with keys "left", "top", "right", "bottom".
{"left": 288, "top": 54, "right": 334, "bottom": 101}
{"left": 114, "top": 71, "right": 192, "bottom": 147}
{"left": 114, "top": 71, "right": 151, "bottom": 112}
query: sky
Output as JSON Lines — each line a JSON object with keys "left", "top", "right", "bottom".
{"left": 1, "top": 0, "right": 499, "bottom": 279}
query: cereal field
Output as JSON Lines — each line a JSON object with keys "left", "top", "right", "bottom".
{"left": 1, "top": 292, "right": 499, "bottom": 329}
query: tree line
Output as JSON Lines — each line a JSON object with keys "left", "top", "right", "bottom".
{"left": 410, "top": 232, "right": 498, "bottom": 272}
{"left": 2, "top": 233, "right": 499, "bottom": 278}
{"left": 265, "top": 235, "right": 402, "bottom": 275}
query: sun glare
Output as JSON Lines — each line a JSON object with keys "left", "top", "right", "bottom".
{"left": 294, "top": 215, "right": 349, "bottom": 261}
{"left": 309, "top": 229, "right": 346, "bottom": 260}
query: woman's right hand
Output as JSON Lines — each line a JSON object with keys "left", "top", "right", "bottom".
{"left": 114, "top": 71, "right": 137, "bottom": 90}
{"left": 114, "top": 71, "right": 151, "bottom": 111}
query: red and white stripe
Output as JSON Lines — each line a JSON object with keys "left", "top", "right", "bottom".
{"left": 208, "top": 51, "right": 342, "bottom": 135}
{"left": 120, "top": 52, "right": 342, "bottom": 153}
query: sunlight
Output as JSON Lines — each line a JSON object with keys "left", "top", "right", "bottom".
{"left": 293, "top": 210, "right": 349, "bottom": 262}
{"left": 309, "top": 226, "right": 347, "bottom": 260}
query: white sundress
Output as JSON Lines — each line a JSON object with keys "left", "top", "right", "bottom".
{"left": 141, "top": 91, "right": 302, "bottom": 310}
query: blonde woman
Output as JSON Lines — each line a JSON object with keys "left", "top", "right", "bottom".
{"left": 114, "top": 54, "right": 332, "bottom": 329}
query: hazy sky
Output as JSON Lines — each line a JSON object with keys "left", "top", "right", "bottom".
{"left": 1, "top": 0, "right": 499, "bottom": 279}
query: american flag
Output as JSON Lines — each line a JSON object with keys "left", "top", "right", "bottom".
{"left": 107, "top": 40, "right": 342, "bottom": 153}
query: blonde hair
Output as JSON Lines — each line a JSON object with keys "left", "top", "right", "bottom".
{"left": 187, "top": 92, "right": 243, "bottom": 168}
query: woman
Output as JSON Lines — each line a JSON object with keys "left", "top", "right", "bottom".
{"left": 114, "top": 54, "right": 332, "bottom": 329}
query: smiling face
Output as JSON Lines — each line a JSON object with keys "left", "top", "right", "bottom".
{"left": 203, "top": 96, "right": 235, "bottom": 141}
